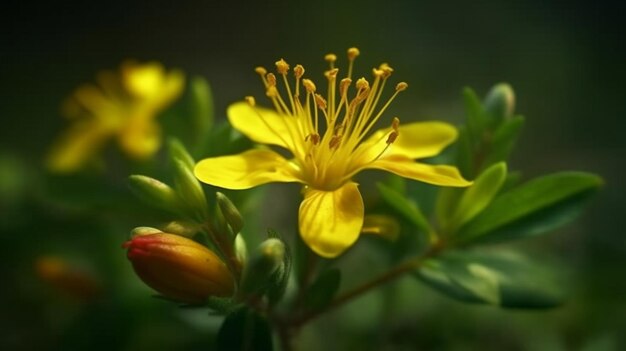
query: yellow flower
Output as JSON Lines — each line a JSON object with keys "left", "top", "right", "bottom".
{"left": 46, "top": 61, "right": 184, "bottom": 173}
{"left": 123, "top": 232, "right": 234, "bottom": 303}
{"left": 195, "top": 48, "right": 471, "bottom": 258}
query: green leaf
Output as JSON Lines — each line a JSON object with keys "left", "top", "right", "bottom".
{"left": 190, "top": 77, "right": 214, "bottom": 153}
{"left": 304, "top": 268, "right": 341, "bottom": 311}
{"left": 216, "top": 307, "right": 273, "bottom": 351}
{"left": 377, "top": 182, "right": 432, "bottom": 234}
{"left": 455, "top": 126, "right": 474, "bottom": 178}
{"left": 448, "top": 162, "right": 507, "bottom": 233}
{"left": 483, "top": 115, "right": 524, "bottom": 167}
{"left": 462, "top": 87, "right": 485, "bottom": 143}
{"left": 500, "top": 170, "right": 522, "bottom": 193}
{"left": 458, "top": 172, "right": 602, "bottom": 243}
{"left": 416, "top": 250, "right": 565, "bottom": 308}
{"left": 435, "top": 187, "right": 464, "bottom": 231}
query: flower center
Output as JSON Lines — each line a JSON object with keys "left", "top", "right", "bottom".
{"left": 246, "top": 48, "right": 407, "bottom": 190}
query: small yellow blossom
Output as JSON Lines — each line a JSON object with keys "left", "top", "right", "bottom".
{"left": 195, "top": 49, "right": 471, "bottom": 258}
{"left": 46, "top": 61, "right": 184, "bottom": 172}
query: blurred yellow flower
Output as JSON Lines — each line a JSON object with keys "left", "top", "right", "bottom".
{"left": 46, "top": 61, "right": 184, "bottom": 172}
{"left": 195, "top": 48, "right": 471, "bottom": 258}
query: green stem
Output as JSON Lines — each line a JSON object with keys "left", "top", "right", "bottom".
{"left": 292, "top": 246, "right": 441, "bottom": 327}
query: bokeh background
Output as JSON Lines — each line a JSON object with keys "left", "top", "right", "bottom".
{"left": 1, "top": 1, "right": 623, "bottom": 350}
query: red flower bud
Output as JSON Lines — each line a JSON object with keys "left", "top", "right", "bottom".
{"left": 123, "top": 233, "right": 234, "bottom": 304}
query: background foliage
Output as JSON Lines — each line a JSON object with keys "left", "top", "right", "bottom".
{"left": 0, "top": 1, "right": 623, "bottom": 350}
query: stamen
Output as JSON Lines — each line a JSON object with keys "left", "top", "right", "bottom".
{"left": 302, "top": 79, "right": 316, "bottom": 93}
{"left": 347, "top": 47, "right": 360, "bottom": 79}
{"left": 325, "top": 53, "right": 337, "bottom": 69}
{"left": 275, "top": 59, "right": 289, "bottom": 75}
{"left": 395, "top": 82, "right": 408, "bottom": 91}
{"left": 255, "top": 67, "right": 268, "bottom": 87}
{"left": 245, "top": 96, "right": 256, "bottom": 106}
{"left": 266, "top": 73, "right": 277, "bottom": 87}
{"left": 294, "top": 64, "right": 305, "bottom": 101}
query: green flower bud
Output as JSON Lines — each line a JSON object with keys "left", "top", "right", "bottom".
{"left": 128, "top": 175, "right": 181, "bottom": 213}
{"left": 168, "top": 138, "right": 195, "bottom": 171}
{"left": 123, "top": 233, "right": 234, "bottom": 304}
{"left": 131, "top": 226, "right": 163, "bottom": 238}
{"left": 161, "top": 220, "right": 200, "bottom": 238}
{"left": 173, "top": 158, "right": 209, "bottom": 220}
{"left": 484, "top": 83, "right": 515, "bottom": 126}
{"left": 216, "top": 192, "right": 244, "bottom": 234}
{"left": 234, "top": 234, "right": 248, "bottom": 264}
{"left": 239, "top": 238, "right": 285, "bottom": 295}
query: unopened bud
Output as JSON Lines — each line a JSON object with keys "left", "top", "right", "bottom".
{"left": 484, "top": 83, "right": 515, "bottom": 125}
{"left": 168, "top": 138, "right": 195, "bottom": 170}
{"left": 161, "top": 221, "right": 200, "bottom": 238}
{"left": 216, "top": 192, "right": 244, "bottom": 234}
{"left": 234, "top": 234, "right": 248, "bottom": 264}
{"left": 131, "top": 226, "right": 163, "bottom": 238}
{"left": 173, "top": 158, "right": 208, "bottom": 220}
{"left": 123, "top": 233, "right": 234, "bottom": 303}
{"left": 128, "top": 175, "right": 182, "bottom": 214}
{"left": 239, "top": 238, "right": 285, "bottom": 294}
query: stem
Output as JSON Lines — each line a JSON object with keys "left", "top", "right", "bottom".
{"left": 293, "top": 246, "right": 440, "bottom": 326}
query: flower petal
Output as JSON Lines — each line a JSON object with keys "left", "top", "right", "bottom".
{"left": 46, "top": 120, "right": 112, "bottom": 173}
{"left": 366, "top": 155, "right": 472, "bottom": 187}
{"left": 194, "top": 149, "right": 300, "bottom": 190}
{"left": 118, "top": 119, "right": 162, "bottom": 159}
{"left": 359, "top": 121, "right": 458, "bottom": 161}
{"left": 227, "top": 102, "right": 299, "bottom": 150}
{"left": 299, "top": 182, "right": 364, "bottom": 258}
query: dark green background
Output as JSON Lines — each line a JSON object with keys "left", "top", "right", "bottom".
{"left": 1, "top": 1, "right": 623, "bottom": 350}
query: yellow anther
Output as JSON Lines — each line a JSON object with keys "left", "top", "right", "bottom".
{"left": 306, "top": 133, "right": 320, "bottom": 145}
{"left": 392, "top": 117, "right": 400, "bottom": 131}
{"left": 275, "top": 59, "right": 289, "bottom": 75}
{"left": 347, "top": 47, "right": 360, "bottom": 60}
{"left": 255, "top": 67, "right": 267, "bottom": 76}
{"left": 339, "top": 78, "right": 352, "bottom": 96}
{"left": 266, "top": 86, "right": 278, "bottom": 97}
{"left": 302, "top": 79, "right": 316, "bottom": 93}
{"left": 395, "top": 82, "right": 408, "bottom": 91}
{"left": 294, "top": 64, "right": 305, "bottom": 79}
{"left": 386, "top": 131, "right": 399, "bottom": 144}
{"left": 325, "top": 68, "right": 339, "bottom": 80}
{"left": 356, "top": 77, "right": 369, "bottom": 90}
{"left": 372, "top": 68, "right": 384, "bottom": 77}
{"left": 329, "top": 135, "right": 342, "bottom": 149}
{"left": 324, "top": 53, "right": 337, "bottom": 63}
{"left": 266, "top": 73, "right": 277, "bottom": 87}
{"left": 314, "top": 94, "right": 327, "bottom": 109}
{"left": 380, "top": 63, "right": 394, "bottom": 78}
{"left": 245, "top": 96, "right": 256, "bottom": 106}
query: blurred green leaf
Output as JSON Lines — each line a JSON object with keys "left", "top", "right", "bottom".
{"left": 304, "top": 268, "right": 341, "bottom": 312}
{"left": 167, "top": 138, "right": 195, "bottom": 170}
{"left": 483, "top": 115, "right": 525, "bottom": 167}
{"left": 190, "top": 77, "right": 214, "bottom": 154}
{"left": 435, "top": 187, "right": 463, "bottom": 231}
{"left": 462, "top": 87, "right": 485, "bottom": 144}
{"left": 377, "top": 183, "right": 431, "bottom": 234}
{"left": 458, "top": 172, "right": 602, "bottom": 243}
{"left": 216, "top": 307, "right": 273, "bottom": 351}
{"left": 454, "top": 126, "right": 474, "bottom": 178}
{"left": 416, "top": 250, "right": 565, "bottom": 308}
{"left": 500, "top": 170, "right": 523, "bottom": 193}
{"left": 448, "top": 162, "right": 507, "bottom": 233}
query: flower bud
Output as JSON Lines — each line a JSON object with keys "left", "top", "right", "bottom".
{"left": 168, "top": 138, "right": 196, "bottom": 171}
{"left": 216, "top": 192, "right": 244, "bottom": 234}
{"left": 128, "top": 175, "right": 182, "bottom": 213}
{"left": 484, "top": 83, "right": 515, "bottom": 126}
{"left": 123, "top": 233, "right": 234, "bottom": 303}
{"left": 173, "top": 158, "right": 209, "bottom": 220}
{"left": 239, "top": 238, "right": 285, "bottom": 295}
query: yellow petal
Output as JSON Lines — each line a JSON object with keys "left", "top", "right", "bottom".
{"left": 46, "top": 120, "right": 112, "bottom": 173}
{"left": 194, "top": 149, "right": 300, "bottom": 190}
{"left": 118, "top": 119, "right": 162, "bottom": 159}
{"left": 358, "top": 121, "right": 458, "bottom": 161}
{"left": 299, "top": 182, "right": 364, "bottom": 258}
{"left": 366, "top": 155, "right": 472, "bottom": 187}
{"left": 227, "top": 102, "right": 299, "bottom": 151}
